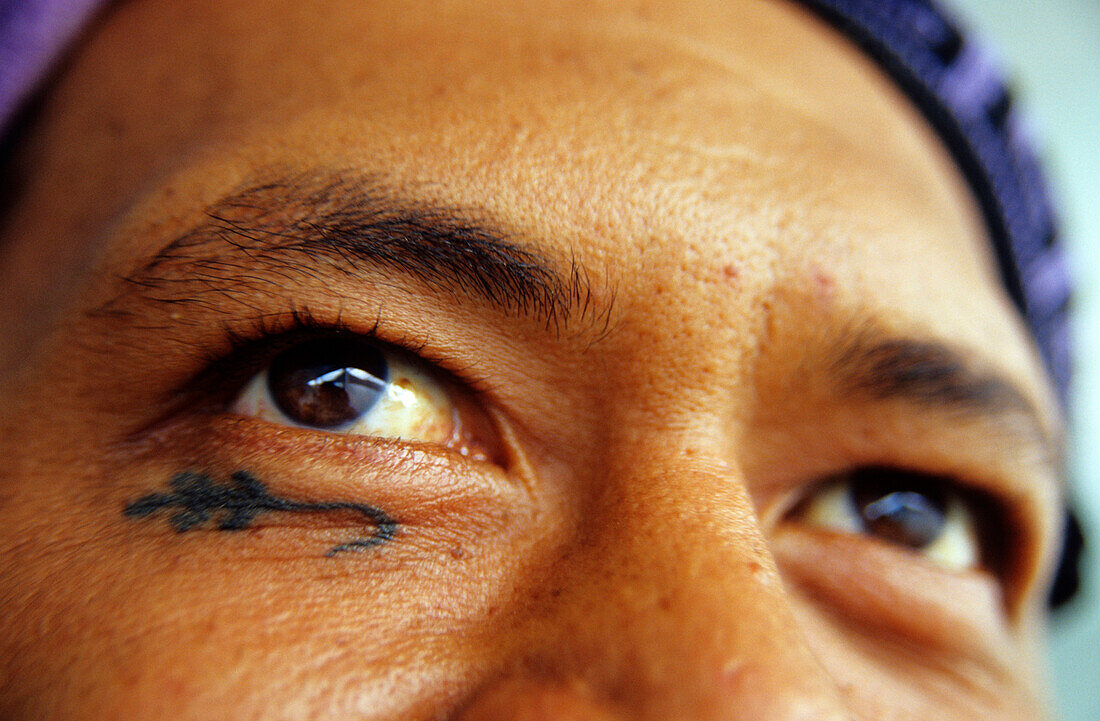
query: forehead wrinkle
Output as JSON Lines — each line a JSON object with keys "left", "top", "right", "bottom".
{"left": 93, "top": 170, "right": 611, "bottom": 336}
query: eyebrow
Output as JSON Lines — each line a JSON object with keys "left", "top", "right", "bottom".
{"left": 833, "top": 330, "right": 1060, "bottom": 464}
{"left": 105, "top": 171, "right": 601, "bottom": 331}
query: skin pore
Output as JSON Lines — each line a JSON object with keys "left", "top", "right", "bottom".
{"left": 0, "top": 0, "right": 1064, "bottom": 719}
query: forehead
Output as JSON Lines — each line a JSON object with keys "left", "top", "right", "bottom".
{"left": 4, "top": 0, "right": 1051, "bottom": 407}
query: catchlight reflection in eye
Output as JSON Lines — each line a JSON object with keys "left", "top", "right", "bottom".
{"left": 795, "top": 467, "right": 982, "bottom": 571}
{"left": 231, "top": 336, "right": 477, "bottom": 454}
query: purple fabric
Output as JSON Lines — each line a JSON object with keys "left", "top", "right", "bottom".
{"left": 0, "top": 0, "right": 1074, "bottom": 405}
{"left": 0, "top": 0, "right": 103, "bottom": 134}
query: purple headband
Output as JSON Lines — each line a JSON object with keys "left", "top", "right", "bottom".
{"left": 0, "top": 0, "right": 101, "bottom": 131}
{"left": 0, "top": 0, "right": 1072, "bottom": 404}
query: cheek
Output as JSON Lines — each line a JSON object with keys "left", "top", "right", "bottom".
{"left": 773, "top": 529, "right": 1046, "bottom": 720}
{"left": 785, "top": 597, "right": 1045, "bottom": 721}
{"left": 0, "top": 413, "right": 566, "bottom": 720}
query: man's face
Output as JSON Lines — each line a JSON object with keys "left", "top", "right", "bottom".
{"left": 0, "top": 0, "right": 1064, "bottom": 718}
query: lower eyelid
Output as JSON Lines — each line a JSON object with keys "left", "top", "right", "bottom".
{"left": 771, "top": 523, "right": 1016, "bottom": 661}
{"left": 118, "top": 412, "right": 535, "bottom": 565}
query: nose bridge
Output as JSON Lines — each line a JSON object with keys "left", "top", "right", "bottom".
{"left": 459, "top": 443, "right": 851, "bottom": 721}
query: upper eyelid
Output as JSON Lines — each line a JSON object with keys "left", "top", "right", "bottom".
{"left": 828, "top": 331, "right": 1062, "bottom": 476}
{"left": 754, "top": 426, "right": 1053, "bottom": 609}
{"left": 749, "top": 381, "right": 1058, "bottom": 533}
{"left": 89, "top": 268, "right": 511, "bottom": 448}
{"left": 169, "top": 305, "right": 499, "bottom": 415}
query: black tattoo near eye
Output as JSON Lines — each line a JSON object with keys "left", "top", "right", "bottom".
{"left": 124, "top": 471, "right": 397, "bottom": 556}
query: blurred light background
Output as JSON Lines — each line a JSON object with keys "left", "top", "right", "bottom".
{"left": 947, "top": 1, "right": 1100, "bottom": 719}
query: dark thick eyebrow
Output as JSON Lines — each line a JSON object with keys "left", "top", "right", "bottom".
{"left": 836, "top": 335, "right": 1031, "bottom": 413}
{"left": 833, "top": 330, "right": 1059, "bottom": 462}
{"left": 102, "top": 171, "right": 602, "bottom": 331}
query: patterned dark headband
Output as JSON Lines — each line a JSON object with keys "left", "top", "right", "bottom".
{"left": 0, "top": 0, "right": 1072, "bottom": 403}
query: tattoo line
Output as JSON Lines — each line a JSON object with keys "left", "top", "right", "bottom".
{"left": 123, "top": 470, "right": 397, "bottom": 556}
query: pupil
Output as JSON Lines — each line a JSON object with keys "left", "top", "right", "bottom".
{"left": 267, "top": 338, "right": 389, "bottom": 428}
{"left": 850, "top": 467, "right": 948, "bottom": 549}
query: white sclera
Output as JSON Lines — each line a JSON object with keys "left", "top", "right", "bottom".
{"left": 231, "top": 350, "right": 457, "bottom": 444}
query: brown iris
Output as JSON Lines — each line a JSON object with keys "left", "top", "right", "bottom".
{"left": 267, "top": 337, "right": 389, "bottom": 429}
{"left": 850, "top": 467, "right": 948, "bottom": 550}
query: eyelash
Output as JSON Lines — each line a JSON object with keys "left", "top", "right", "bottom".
{"left": 167, "top": 304, "right": 488, "bottom": 419}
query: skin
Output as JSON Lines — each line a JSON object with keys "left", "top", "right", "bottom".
{"left": 0, "top": 0, "right": 1065, "bottom": 719}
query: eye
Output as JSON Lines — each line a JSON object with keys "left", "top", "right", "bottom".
{"left": 230, "top": 335, "right": 489, "bottom": 458}
{"left": 791, "top": 466, "right": 994, "bottom": 572}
